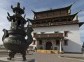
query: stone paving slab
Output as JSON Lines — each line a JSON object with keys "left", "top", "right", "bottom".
{"left": 60, "top": 55, "right": 84, "bottom": 59}
{"left": 0, "top": 52, "right": 84, "bottom": 62}
{"left": 0, "top": 57, "right": 35, "bottom": 62}
{"left": 60, "top": 53, "right": 84, "bottom": 58}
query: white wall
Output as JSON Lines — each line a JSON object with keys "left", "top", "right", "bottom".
{"left": 33, "top": 24, "right": 82, "bottom": 53}
{"left": 33, "top": 24, "right": 79, "bottom": 32}
{"left": 63, "top": 30, "right": 82, "bottom": 53}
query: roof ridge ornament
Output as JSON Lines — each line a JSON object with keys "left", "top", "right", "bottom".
{"left": 11, "top": 2, "right": 25, "bottom": 15}
{"left": 17, "top": 2, "right": 20, "bottom": 8}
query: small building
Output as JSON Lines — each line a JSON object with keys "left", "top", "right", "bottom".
{"left": 30, "top": 4, "right": 84, "bottom": 53}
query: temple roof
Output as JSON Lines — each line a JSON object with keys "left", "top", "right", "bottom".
{"left": 32, "top": 21, "right": 84, "bottom": 28}
{"left": 32, "top": 4, "right": 72, "bottom": 14}
{"left": 30, "top": 13, "right": 77, "bottom": 22}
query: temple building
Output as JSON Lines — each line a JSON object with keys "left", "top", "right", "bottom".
{"left": 30, "top": 4, "right": 84, "bottom": 53}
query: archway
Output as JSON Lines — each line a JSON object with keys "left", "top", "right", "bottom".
{"left": 46, "top": 42, "right": 52, "bottom": 50}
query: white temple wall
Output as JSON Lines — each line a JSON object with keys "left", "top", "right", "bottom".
{"left": 33, "top": 24, "right": 82, "bottom": 53}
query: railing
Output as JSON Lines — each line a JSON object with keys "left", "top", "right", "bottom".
{"left": 32, "top": 20, "right": 78, "bottom": 27}
{"left": 34, "top": 33, "right": 63, "bottom": 38}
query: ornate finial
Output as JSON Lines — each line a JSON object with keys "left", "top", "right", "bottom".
{"left": 11, "top": 5, "right": 13, "bottom": 9}
{"left": 11, "top": 2, "right": 24, "bottom": 15}
{"left": 7, "top": 2, "right": 27, "bottom": 27}
{"left": 7, "top": 12, "right": 12, "bottom": 21}
{"left": 17, "top": 2, "right": 20, "bottom": 8}
{"left": 7, "top": 12, "right": 10, "bottom": 16}
{"left": 23, "top": 7, "right": 25, "bottom": 10}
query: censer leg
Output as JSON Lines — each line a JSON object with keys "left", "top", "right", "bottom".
{"left": 21, "top": 51, "right": 26, "bottom": 61}
{"left": 7, "top": 51, "right": 16, "bottom": 60}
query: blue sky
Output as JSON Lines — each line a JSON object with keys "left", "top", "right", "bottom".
{"left": 0, "top": 0, "right": 84, "bottom": 44}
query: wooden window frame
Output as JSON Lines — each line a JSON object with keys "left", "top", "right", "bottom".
{"left": 39, "top": 40, "right": 42, "bottom": 45}
{"left": 56, "top": 40, "right": 60, "bottom": 46}
{"left": 64, "top": 40, "right": 68, "bottom": 46}
{"left": 64, "top": 31, "right": 68, "bottom": 37}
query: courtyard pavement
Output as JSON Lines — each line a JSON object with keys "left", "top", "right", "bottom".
{"left": 0, "top": 51, "right": 84, "bottom": 62}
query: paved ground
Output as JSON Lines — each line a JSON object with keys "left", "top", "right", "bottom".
{"left": 0, "top": 52, "right": 84, "bottom": 62}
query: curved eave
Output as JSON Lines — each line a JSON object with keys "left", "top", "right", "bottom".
{"left": 79, "top": 22, "right": 84, "bottom": 27}
{"left": 27, "top": 19, "right": 34, "bottom": 23}
{"left": 32, "top": 21, "right": 76, "bottom": 28}
{"left": 33, "top": 5, "right": 72, "bottom": 14}
{"left": 31, "top": 10, "right": 36, "bottom": 14}
{"left": 66, "top": 4, "right": 72, "bottom": 10}
{"left": 32, "top": 21, "right": 84, "bottom": 28}
{"left": 33, "top": 13, "right": 77, "bottom": 22}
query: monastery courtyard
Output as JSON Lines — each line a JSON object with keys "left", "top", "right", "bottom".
{"left": 0, "top": 52, "right": 84, "bottom": 62}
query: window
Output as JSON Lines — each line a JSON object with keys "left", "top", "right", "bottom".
{"left": 68, "top": 18, "right": 71, "bottom": 21}
{"left": 68, "top": 9, "right": 71, "bottom": 14}
{"left": 33, "top": 33, "right": 37, "bottom": 37}
{"left": 41, "top": 32, "right": 45, "bottom": 34}
{"left": 33, "top": 33, "right": 37, "bottom": 35}
{"left": 56, "top": 40, "right": 60, "bottom": 45}
{"left": 62, "top": 19, "right": 66, "bottom": 21}
{"left": 64, "top": 40, "right": 68, "bottom": 46}
{"left": 64, "top": 31, "right": 68, "bottom": 37}
{"left": 54, "top": 31, "right": 59, "bottom": 33}
{"left": 39, "top": 40, "right": 42, "bottom": 45}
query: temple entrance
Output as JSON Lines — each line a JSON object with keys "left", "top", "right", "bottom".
{"left": 46, "top": 42, "right": 52, "bottom": 50}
